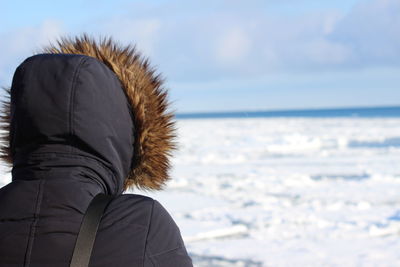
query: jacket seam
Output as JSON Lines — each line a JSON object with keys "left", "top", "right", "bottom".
{"left": 26, "top": 151, "right": 113, "bottom": 176}
{"left": 144, "top": 251, "right": 156, "bottom": 267}
{"left": 23, "top": 179, "right": 45, "bottom": 267}
{"left": 143, "top": 200, "right": 155, "bottom": 267}
{"left": 68, "top": 58, "right": 118, "bottom": 194}
{"left": 25, "top": 152, "right": 111, "bottom": 191}
{"left": 69, "top": 57, "right": 87, "bottom": 154}
{"left": 148, "top": 245, "right": 185, "bottom": 258}
{"left": 0, "top": 217, "right": 39, "bottom": 222}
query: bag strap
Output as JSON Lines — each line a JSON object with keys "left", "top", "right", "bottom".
{"left": 70, "top": 193, "right": 114, "bottom": 267}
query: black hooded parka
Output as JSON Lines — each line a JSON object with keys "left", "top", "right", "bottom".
{"left": 0, "top": 39, "right": 193, "bottom": 266}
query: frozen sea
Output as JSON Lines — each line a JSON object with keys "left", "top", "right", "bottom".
{"left": 1, "top": 114, "right": 400, "bottom": 266}
{"left": 138, "top": 116, "right": 400, "bottom": 266}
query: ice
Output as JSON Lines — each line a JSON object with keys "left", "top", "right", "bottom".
{"left": 2, "top": 117, "right": 400, "bottom": 266}
{"left": 138, "top": 118, "right": 400, "bottom": 266}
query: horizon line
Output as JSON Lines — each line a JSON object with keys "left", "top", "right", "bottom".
{"left": 177, "top": 104, "right": 400, "bottom": 115}
{"left": 175, "top": 105, "right": 400, "bottom": 119}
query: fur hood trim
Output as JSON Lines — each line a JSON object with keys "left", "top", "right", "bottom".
{"left": 0, "top": 34, "right": 177, "bottom": 191}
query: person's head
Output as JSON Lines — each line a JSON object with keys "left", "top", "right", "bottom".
{"left": 0, "top": 34, "right": 176, "bottom": 193}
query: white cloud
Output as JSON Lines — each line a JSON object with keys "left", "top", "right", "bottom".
{"left": 304, "top": 39, "right": 351, "bottom": 65}
{"left": 330, "top": 0, "right": 400, "bottom": 67}
{"left": 1, "top": 20, "right": 63, "bottom": 56}
{"left": 215, "top": 28, "right": 251, "bottom": 66}
{"left": 1, "top": 0, "right": 399, "bottom": 84}
{"left": 0, "top": 20, "right": 64, "bottom": 85}
{"left": 99, "top": 18, "right": 161, "bottom": 57}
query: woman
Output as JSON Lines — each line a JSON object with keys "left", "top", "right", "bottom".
{"left": 0, "top": 34, "right": 193, "bottom": 266}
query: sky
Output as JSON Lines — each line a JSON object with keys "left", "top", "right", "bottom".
{"left": 0, "top": 0, "right": 399, "bottom": 113}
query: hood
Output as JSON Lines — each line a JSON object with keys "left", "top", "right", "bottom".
{"left": 0, "top": 34, "right": 176, "bottom": 194}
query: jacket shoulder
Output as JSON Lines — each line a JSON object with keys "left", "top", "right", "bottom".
{"left": 100, "top": 193, "right": 155, "bottom": 230}
{"left": 144, "top": 199, "right": 193, "bottom": 266}
{"left": 90, "top": 194, "right": 156, "bottom": 266}
{"left": 100, "top": 194, "right": 193, "bottom": 266}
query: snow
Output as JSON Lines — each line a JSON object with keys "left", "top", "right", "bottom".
{"left": 2, "top": 117, "right": 400, "bottom": 266}
{"left": 138, "top": 118, "right": 400, "bottom": 266}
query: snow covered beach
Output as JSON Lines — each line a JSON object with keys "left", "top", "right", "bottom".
{"left": 139, "top": 117, "right": 400, "bottom": 266}
{"left": 1, "top": 116, "right": 399, "bottom": 266}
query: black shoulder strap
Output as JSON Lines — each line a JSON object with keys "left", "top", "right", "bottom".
{"left": 70, "top": 193, "right": 114, "bottom": 267}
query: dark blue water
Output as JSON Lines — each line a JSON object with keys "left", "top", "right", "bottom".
{"left": 176, "top": 106, "right": 400, "bottom": 119}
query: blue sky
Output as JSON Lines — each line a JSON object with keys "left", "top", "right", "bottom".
{"left": 1, "top": 0, "right": 399, "bottom": 112}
